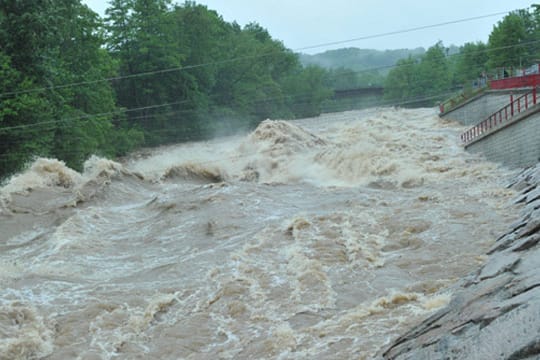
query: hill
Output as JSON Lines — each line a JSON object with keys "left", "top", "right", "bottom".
{"left": 299, "top": 47, "right": 426, "bottom": 72}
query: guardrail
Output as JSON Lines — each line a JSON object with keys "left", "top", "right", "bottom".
{"left": 461, "top": 87, "right": 538, "bottom": 144}
{"left": 490, "top": 73, "right": 540, "bottom": 90}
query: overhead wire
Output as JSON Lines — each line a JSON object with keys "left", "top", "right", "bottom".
{"left": 319, "top": 39, "right": 540, "bottom": 79}
{"left": 1, "top": 35, "right": 537, "bottom": 134}
{"left": 0, "top": 35, "right": 536, "bottom": 123}
{"left": 0, "top": 8, "right": 523, "bottom": 99}
{"left": 294, "top": 11, "right": 512, "bottom": 52}
{"left": 0, "top": 7, "right": 533, "bottom": 165}
{"left": 0, "top": 83, "right": 463, "bottom": 153}
{"left": 0, "top": 100, "right": 192, "bottom": 132}
{"left": 0, "top": 90, "right": 462, "bottom": 172}
{"left": 0, "top": 79, "right": 450, "bottom": 135}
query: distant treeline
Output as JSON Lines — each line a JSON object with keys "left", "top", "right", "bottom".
{"left": 1, "top": 1, "right": 539, "bottom": 179}
{"left": 300, "top": 47, "right": 428, "bottom": 75}
{"left": 384, "top": 6, "right": 540, "bottom": 106}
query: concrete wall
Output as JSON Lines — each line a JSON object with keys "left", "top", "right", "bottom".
{"left": 465, "top": 108, "right": 540, "bottom": 168}
{"left": 441, "top": 90, "right": 529, "bottom": 126}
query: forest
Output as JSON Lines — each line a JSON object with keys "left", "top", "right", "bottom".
{"left": 1, "top": 1, "right": 539, "bottom": 179}
{"left": 384, "top": 6, "right": 540, "bottom": 106}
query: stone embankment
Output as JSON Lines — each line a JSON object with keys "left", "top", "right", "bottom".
{"left": 382, "top": 163, "right": 540, "bottom": 360}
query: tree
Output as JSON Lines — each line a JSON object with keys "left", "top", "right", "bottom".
{"left": 524, "top": 5, "right": 540, "bottom": 64}
{"left": 384, "top": 42, "right": 451, "bottom": 106}
{"left": 454, "top": 42, "right": 489, "bottom": 85}
{"left": 383, "top": 56, "right": 418, "bottom": 104}
{"left": 488, "top": 11, "right": 529, "bottom": 68}
{"left": 210, "top": 22, "right": 300, "bottom": 123}
{"left": 0, "top": 0, "right": 140, "bottom": 178}
{"left": 106, "top": 0, "right": 207, "bottom": 144}
{"left": 171, "top": 2, "right": 227, "bottom": 94}
{"left": 1, "top": 0, "right": 339, "bottom": 178}
{"left": 415, "top": 42, "right": 451, "bottom": 103}
{"left": 282, "top": 65, "right": 332, "bottom": 118}
{"left": 0, "top": 51, "right": 55, "bottom": 177}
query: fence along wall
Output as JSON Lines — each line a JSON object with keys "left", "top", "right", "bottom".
{"left": 465, "top": 108, "right": 540, "bottom": 169}
{"left": 461, "top": 89, "right": 537, "bottom": 144}
{"left": 440, "top": 90, "right": 529, "bottom": 126}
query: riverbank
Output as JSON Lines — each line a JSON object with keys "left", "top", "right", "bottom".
{"left": 382, "top": 163, "right": 540, "bottom": 359}
{"left": 0, "top": 108, "right": 520, "bottom": 359}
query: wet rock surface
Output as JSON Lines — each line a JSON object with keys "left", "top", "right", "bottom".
{"left": 382, "top": 163, "right": 540, "bottom": 360}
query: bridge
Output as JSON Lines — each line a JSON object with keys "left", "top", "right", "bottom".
{"left": 333, "top": 86, "right": 384, "bottom": 99}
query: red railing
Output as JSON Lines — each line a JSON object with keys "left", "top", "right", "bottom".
{"left": 490, "top": 74, "right": 540, "bottom": 90}
{"left": 461, "top": 87, "right": 538, "bottom": 144}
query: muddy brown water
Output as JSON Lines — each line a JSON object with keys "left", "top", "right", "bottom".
{"left": 0, "top": 108, "right": 519, "bottom": 359}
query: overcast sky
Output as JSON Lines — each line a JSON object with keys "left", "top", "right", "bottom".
{"left": 83, "top": 0, "right": 535, "bottom": 53}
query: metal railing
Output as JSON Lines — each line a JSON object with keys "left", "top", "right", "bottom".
{"left": 461, "top": 87, "right": 538, "bottom": 144}
{"left": 490, "top": 73, "right": 540, "bottom": 90}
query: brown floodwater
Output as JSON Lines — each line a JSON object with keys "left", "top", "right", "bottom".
{"left": 0, "top": 108, "right": 519, "bottom": 359}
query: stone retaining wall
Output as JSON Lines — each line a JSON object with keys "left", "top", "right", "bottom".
{"left": 441, "top": 89, "right": 529, "bottom": 126}
{"left": 382, "top": 164, "right": 540, "bottom": 360}
{"left": 465, "top": 107, "right": 540, "bottom": 169}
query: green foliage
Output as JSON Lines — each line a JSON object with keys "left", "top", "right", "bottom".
{"left": 0, "top": 0, "right": 141, "bottom": 178}
{"left": 442, "top": 6, "right": 540, "bottom": 110}
{"left": 532, "top": 5, "right": 540, "bottom": 60}
{"left": 384, "top": 42, "right": 452, "bottom": 107}
{"left": 6, "top": 1, "right": 538, "bottom": 179}
{"left": 383, "top": 56, "right": 419, "bottom": 105}
{"left": 324, "top": 67, "right": 385, "bottom": 90}
{"left": 416, "top": 42, "right": 452, "bottom": 101}
{"left": 212, "top": 22, "right": 295, "bottom": 122}
{"left": 486, "top": 8, "right": 540, "bottom": 69}
{"left": 0, "top": 51, "right": 55, "bottom": 176}
{"left": 454, "top": 42, "right": 489, "bottom": 85}
{"left": 488, "top": 11, "right": 529, "bottom": 68}
{"left": 282, "top": 65, "right": 333, "bottom": 118}
{"left": 102, "top": 1, "right": 331, "bottom": 146}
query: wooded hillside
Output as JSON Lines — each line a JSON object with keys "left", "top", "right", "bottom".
{"left": 1, "top": 1, "right": 538, "bottom": 179}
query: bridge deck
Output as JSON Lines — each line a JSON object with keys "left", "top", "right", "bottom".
{"left": 333, "top": 87, "right": 384, "bottom": 99}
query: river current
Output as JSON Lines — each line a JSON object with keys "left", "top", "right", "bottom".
{"left": 0, "top": 108, "right": 519, "bottom": 359}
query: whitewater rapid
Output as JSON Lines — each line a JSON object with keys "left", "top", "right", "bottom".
{"left": 0, "top": 108, "right": 519, "bottom": 359}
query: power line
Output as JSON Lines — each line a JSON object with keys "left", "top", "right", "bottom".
{"left": 0, "top": 54, "right": 269, "bottom": 98}
{"left": 0, "top": 102, "right": 454, "bottom": 163}
{"left": 0, "top": 9, "right": 521, "bottom": 99}
{"left": 0, "top": 83, "right": 461, "bottom": 151}
{"left": 295, "top": 11, "right": 512, "bottom": 52}
{"left": 1, "top": 37, "right": 535, "bottom": 135}
{"left": 0, "top": 85, "right": 458, "bottom": 151}
{"left": 0, "top": 80, "right": 425, "bottom": 134}
{"left": 0, "top": 100, "right": 191, "bottom": 132}
{"left": 0, "top": 6, "right": 534, "bottom": 161}
{"left": 266, "top": 38, "right": 540, "bottom": 85}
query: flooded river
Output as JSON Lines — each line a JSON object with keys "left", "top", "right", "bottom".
{"left": 0, "top": 108, "right": 519, "bottom": 359}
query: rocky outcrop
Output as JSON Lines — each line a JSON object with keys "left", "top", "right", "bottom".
{"left": 382, "top": 164, "right": 540, "bottom": 360}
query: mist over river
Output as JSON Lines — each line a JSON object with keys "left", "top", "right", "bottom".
{"left": 0, "top": 108, "right": 519, "bottom": 359}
